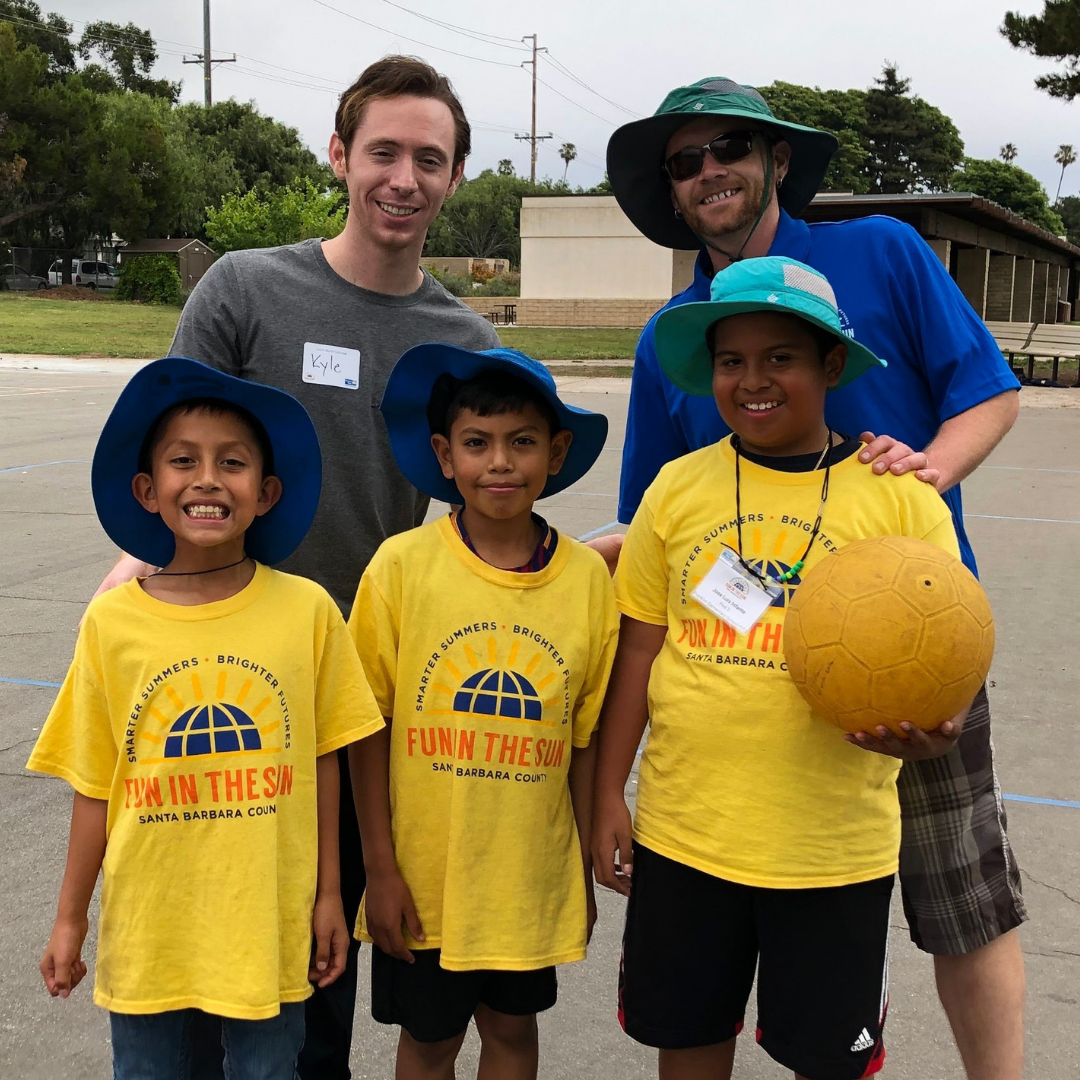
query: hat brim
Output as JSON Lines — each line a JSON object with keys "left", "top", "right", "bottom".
{"left": 380, "top": 344, "right": 608, "bottom": 505}
{"left": 91, "top": 357, "right": 322, "bottom": 567}
{"left": 607, "top": 110, "right": 839, "bottom": 250}
{"left": 654, "top": 299, "right": 886, "bottom": 397}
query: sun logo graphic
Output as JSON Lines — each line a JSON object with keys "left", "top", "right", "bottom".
{"left": 425, "top": 634, "right": 567, "bottom": 727}
{"left": 135, "top": 668, "right": 284, "bottom": 764}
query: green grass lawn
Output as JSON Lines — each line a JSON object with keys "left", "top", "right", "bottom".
{"left": 0, "top": 293, "right": 180, "bottom": 358}
{"left": 0, "top": 293, "right": 639, "bottom": 361}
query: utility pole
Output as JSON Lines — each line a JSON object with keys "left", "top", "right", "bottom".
{"left": 515, "top": 34, "right": 552, "bottom": 183}
{"left": 182, "top": 0, "right": 235, "bottom": 108}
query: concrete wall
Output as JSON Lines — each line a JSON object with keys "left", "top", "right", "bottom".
{"left": 956, "top": 248, "right": 990, "bottom": 318}
{"left": 520, "top": 195, "right": 676, "bottom": 299}
{"left": 1045, "top": 264, "right": 1061, "bottom": 322}
{"left": 926, "top": 238, "right": 951, "bottom": 268}
{"left": 1032, "top": 262, "right": 1050, "bottom": 325}
{"left": 1012, "top": 258, "right": 1034, "bottom": 322}
{"left": 985, "top": 254, "right": 1016, "bottom": 321}
{"left": 457, "top": 294, "right": 659, "bottom": 328}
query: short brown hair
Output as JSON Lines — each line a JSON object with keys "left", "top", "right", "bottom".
{"left": 335, "top": 55, "right": 471, "bottom": 167}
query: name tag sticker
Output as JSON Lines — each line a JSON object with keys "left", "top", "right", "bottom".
{"left": 691, "top": 547, "right": 780, "bottom": 636}
{"left": 302, "top": 342, "right": 360, "bottom": 390}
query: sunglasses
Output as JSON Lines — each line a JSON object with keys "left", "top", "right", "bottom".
{"left": 663, "top": 130, "right": 758, "bottom": 183}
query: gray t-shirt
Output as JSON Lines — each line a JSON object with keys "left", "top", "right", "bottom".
{"left": 171, "top": 238, "right": 500, "bottom": 613}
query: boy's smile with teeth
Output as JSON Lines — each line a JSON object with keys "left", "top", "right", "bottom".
{"left": 185, "top": 503, "right": 229, "bottom": 519}
{"left": 376, "top": 201, "right": 419, "bottom": 216}
{"left": 742, "top": 401, "right": 780, "bottom": 411}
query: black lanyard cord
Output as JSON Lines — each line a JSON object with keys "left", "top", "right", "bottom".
{"left": 732, "top": 429, "right": 832, "bottom": 586}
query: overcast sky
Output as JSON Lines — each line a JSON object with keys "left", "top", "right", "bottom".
{"left": 45, "top": 0, "right": 1080, "bottom": 198}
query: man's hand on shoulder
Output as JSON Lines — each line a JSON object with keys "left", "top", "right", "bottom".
{"left": 858, "top": 432, "right": 940, "bottom": 490}
{"left": 81, "top": 553, "right": 153, "bottom": 627}
{"left": 584, "top": 533, "right": 624, "bottom": 577}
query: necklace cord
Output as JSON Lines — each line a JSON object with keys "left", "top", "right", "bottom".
{"left": 732, "top": 430, "right": 832, "bottom": 587}
{"left": 152, "top": 555, "right": 251, "bottom": 578}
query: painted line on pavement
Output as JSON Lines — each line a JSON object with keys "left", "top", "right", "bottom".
{"left": 967, "top": 514, "right": 1080, "bottom": 525}
{"left": 0, "top": 676, "right": 61, "bottom": 688}
{"left": 577, "top": 520, "right": 621, "bottom": 541}
{"left": 0, "top": 459, "right": 90, "bottom": 475}
{"left": 982, "top": 465, "right": 1080, "bottom": 475}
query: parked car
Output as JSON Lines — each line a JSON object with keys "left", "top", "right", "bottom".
{"left": 1, "top": 263, "right": 49, "bottom": 291}
{"left": 47, "top": 259, "right": 119, "bottom": 290}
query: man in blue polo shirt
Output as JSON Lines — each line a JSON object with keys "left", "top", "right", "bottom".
{"left": 607, "top": 78, "right": 1024, "bottom": 1080}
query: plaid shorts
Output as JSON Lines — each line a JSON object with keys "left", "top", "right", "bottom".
{"left": 896, "top": 686, "right": 1028, "bottom": 955}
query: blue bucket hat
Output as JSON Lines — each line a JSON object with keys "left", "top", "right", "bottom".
{"left": 654, "top": 257, "right": 887, "bottom": 396}
{"left": 91, "top": 357, "right": 322, "bottom": 567}
{"left": 380, "top": 344, "right": 608, "bottom": 505}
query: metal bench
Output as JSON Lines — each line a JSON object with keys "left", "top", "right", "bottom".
{"left": 985, "top": 321, "right": 1080, "bottom": 386}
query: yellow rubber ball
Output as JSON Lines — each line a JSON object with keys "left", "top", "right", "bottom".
{"left": 785, "top": 536, "right": 995, "bottom": 735}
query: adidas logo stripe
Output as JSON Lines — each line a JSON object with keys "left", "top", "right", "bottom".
{"left": 850, "top": 1028, "right": 875, "bottom": 1053}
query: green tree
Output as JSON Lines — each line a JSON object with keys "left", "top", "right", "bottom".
{"left": 1001, "top": 142, "right": 1019, "bottom": 162}
{"left": 424, "top": 170, "right": 562, "bottom": 264}
{"left": 1054, "top": 142, "right": 1076, "bottom": 200}
{"left": 1002, "top": 1, "right": 1080, "bottom": 99}
{"left": 951, "top": 157, "right": 1065, "bottom": 232}
{"left": 1054, "top": 193, "right": 1080, "bottom": 243}
{"left": 77, "top": 21, "right": 180, "bottom": 102}
{"left": 559, "top": 142, "right": 577, "bottom": 182}
{"left": 204, "top": 180, "right": 346, "bottom": 254}
{"left": 862, "top": 65, "right": 963, "bottom": 192}
{"left": 174, "top": 101, "right": 332, "bottom": 198}
{"left": 759, "top": 81, "right": 871, "bottom": 192}
{"left": 0, "top": 0, "right": 75, "bottom": 75}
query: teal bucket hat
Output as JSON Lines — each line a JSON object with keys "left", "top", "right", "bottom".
{"left": 607, "top": 77, "right": 838, "bottom": 250}
{"left": 654, "top": 257, "right": 886, "bottom": 396}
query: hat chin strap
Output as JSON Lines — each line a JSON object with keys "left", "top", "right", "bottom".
{"left": 688, "top": 149, "right": 774, "bottom": 268}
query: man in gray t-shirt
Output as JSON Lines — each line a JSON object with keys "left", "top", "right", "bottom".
{"left": 172, "top": 237, "right": 497, "bottom": 611}
{"left": 90, "top": 57, "right": 499, "bottom": 1080}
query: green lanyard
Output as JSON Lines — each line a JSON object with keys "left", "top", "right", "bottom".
{"left": 732, "top": 430, "right": 833, "bottom": 587}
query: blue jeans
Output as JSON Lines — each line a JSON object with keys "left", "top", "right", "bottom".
{"left": 110, "top": 1004, "right": 305, "bottom": 1080}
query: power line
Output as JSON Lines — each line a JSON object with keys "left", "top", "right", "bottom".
{"left": 306, "top": 0, "right": 524, "bottom": 68}
{"left": 371, "top": 0, "right": 527, "bottom": 49}
{"left": 543, "top": 52, "right": 639, "bottom": 118}
{"left": 534, "top": 74, "right": 622, "bottom": 127}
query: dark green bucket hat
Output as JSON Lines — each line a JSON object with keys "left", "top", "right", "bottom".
{"left": 607, "top": 77, "right": 839, "bottom": 250}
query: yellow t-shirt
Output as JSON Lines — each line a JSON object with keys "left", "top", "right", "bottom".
{"left": 348, "top": 516, "right": 618, "bottom": 971}
{"left": 27, "top": 564, "right": 385, "bottom": 1019}
{"left": 616, "top": 440, "right": 959, "bottom": 889}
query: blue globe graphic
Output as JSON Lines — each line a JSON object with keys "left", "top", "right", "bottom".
{"left": 164, "top": 703, "right": 262, "bottom": 758}
{"left": 746, "top": 558, "right": 801, "bottom": 607}
{"left": 453, "top": 668, "right": 543, "bottom": 720}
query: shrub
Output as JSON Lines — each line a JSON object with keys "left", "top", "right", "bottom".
{"left": 431, "top": 270, "right": 474, "bottom": 297}
{"left": 115, "top": 255, "right": 182, "bottom": 304}
{"left": 470, "top": 264, "right": 498, "bottom": 284}
{"left": 474, "top": 272, "right": 520, "bottom": 297}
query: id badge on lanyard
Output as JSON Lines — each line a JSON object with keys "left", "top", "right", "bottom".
{"left": 691, "top": 547, "right": 782, "bottom": 635}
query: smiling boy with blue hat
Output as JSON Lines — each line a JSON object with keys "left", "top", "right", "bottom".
{"left": 345, "top": 346, "right": 617, "bottom": 1080}
{"left": 28, "top": 358, "right": 385, "bottom": 1080}
{"left": 593, "top": 258, "right": 979, "bottom": 1080}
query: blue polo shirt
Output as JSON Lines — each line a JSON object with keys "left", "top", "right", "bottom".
{"left": 617, "top": 211, "right": 1020, "bottom": 575}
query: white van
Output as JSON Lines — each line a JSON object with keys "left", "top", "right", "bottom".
{"left": 47, "top": 260, "right": 119, "bottom": 290}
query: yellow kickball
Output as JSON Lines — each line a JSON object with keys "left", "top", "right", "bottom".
{"left": 785, "top": 536, "right": 995, "bottom": 735}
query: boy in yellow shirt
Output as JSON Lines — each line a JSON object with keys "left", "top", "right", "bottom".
{"left": 28, "top": 358, "right": 385, "bottom": 1079}
{"left": 593, "top": 258, "right": 977, "bottom": 1080}
{"left": 347, "top": 345, "right": 618, "bottom": 1079}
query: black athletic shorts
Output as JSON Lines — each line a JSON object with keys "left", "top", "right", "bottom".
{"left": 371, "top": 946, "right": 558, "bottom": 1044}
{"left": 619, "top": 844, "right": 892, "bottom": 1080}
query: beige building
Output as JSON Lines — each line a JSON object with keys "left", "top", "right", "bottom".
{"left": 517, "top": 193, "right": 1080, "bottom": 327}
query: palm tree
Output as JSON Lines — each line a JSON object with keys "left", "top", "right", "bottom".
{"left": 1000, "top": 143, "right": 1018, "bottom": 163}
{"left": 1054, "top": 144, "right": 1076, "bottom": 203}
{"left": 559, "top": 142, "right": 577, "bottom": 183}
